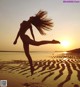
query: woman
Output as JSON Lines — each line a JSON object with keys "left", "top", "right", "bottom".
{"left": 13, "top": 10, "right": 60, "bottom": 75}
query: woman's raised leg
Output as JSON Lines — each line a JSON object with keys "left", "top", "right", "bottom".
{"left": 29, "top": 39, "right": 60, "bottom": 46}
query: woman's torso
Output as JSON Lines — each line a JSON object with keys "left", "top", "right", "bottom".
{"left": 19, "top": 21, "right": 31, "bottom": 44}
{"left": 20, "top": 21, "right": 31, "bottom": 35}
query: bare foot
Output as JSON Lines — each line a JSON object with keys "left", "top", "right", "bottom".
{"left": 52, "top": 40, "right": 60, "bottom": 44}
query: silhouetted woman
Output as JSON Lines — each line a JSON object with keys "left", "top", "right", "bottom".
{"left": 13, "top": 10, "right": 60, "bottom": 75}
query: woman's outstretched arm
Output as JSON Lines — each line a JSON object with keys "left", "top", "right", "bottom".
{"left": 13, "top": 30, "right": 20, "bottom": 44}
{"left": 30, "top": 25, "right": 35, "bottom": 41}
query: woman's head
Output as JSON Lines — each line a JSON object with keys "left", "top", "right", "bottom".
{"left": 29, "top": 10, "right": 53, "bottom": 35}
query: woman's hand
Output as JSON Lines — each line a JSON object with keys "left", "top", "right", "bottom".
{"left": 34, "top": 38, "right": 35, "bottom": 41}
{"left": 13, "top": 40, "right": 17, "bottom": 45}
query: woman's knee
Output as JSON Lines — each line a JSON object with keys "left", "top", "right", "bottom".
{"left": 30, "top": 41, "right": 41, "bottom": 46}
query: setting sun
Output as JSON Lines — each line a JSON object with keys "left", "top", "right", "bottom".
{"left": 61, "top": 40, "right": 70, "bottom": 47}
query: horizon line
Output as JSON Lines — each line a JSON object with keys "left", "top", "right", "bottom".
{"left": 0, "top": 50, "right": 64, "bottom": 53}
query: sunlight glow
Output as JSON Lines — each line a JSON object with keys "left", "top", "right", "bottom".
{"left": 63, "top": 58, "right": 68, "bottom": 61}
{"left": 61, "top": 40, "right": 70, "bottom": 47}
{"left": 63, "top": 51, "right": 68, "bottom": 54}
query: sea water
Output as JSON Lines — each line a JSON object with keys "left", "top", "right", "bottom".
{"left": 0, "top": 51, "right": 54, "bottom": 61}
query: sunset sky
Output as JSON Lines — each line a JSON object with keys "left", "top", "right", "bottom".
{"left": 0, "top": 0, "right": 80, "bottom": 51}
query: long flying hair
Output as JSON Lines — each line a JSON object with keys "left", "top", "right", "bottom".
{"left": 31, "top": 10, "right": 53, "bottom": 35}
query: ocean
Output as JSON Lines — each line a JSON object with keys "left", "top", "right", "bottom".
{"left": 0, "top": 51, "right": 54, "bottom": 61}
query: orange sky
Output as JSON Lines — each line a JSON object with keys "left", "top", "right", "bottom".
{"left": 0, "top": 0, "right": 80, "bottom": 51}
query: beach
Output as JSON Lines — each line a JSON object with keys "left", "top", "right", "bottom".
{"left": 0, "top": 52, "right": 80, "bottom": 87}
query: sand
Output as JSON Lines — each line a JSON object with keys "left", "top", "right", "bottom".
{"left": 0, "top": 53, "right": 80, "bottom": 87}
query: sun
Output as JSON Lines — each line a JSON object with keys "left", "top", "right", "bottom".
{"left": 61, "top": 40, "right": 70, "bottom": 47}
